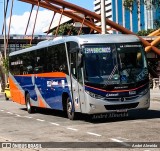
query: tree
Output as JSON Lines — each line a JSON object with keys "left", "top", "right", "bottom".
{"left": 137, "top": 29, "right": 156, "bottom": 36}
{"left": 22, "top": 44, "right": 32, "bottom": 49}
{"left": 123, "top": 0, "right": 160, "bottom": 30}
{"left": 123, "top": 0, "right": 160, "bottom": 10}
{"left": 123, "top": 0, "right": 134, "bottom": 10}
{"left": 0, "top": 56, "right": 9, "bottom": 92}
{"left": 2, "top": 57, "right": 9, "bottom": 74}
{"left": 154, "top": 17, "right": 160, "bottom": 29}
{"left": 52, "top": 23, "right": 80, "bottom": 36}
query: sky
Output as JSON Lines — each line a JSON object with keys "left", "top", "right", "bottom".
{"left": 0, "top": 0, "right": 94, "bottom": 35}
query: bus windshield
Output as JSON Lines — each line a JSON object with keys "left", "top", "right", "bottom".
{"left": 83, "top": 43, "right": 148, "bottom": 85}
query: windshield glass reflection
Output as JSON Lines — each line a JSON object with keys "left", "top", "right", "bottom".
{"left": 83, "top": 45, "right": 119, "bottom": 85}
{"left": 117, "top": 43, "right": 148, "bottom": 84}
{"left": 83, "top": 43, "right": 148, "bottom": 86}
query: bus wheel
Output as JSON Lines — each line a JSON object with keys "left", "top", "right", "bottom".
{"left": 26, "top": 93, "right": 34, "bottom": 114}
{"left": 67, "top": 97, "right": 76, "bottom": 120}
{"left": 5, "top": 94, "right": 9, "bottom": 100}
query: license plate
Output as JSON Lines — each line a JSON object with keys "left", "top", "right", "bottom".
{"left": 116, "top": 109, "right": 128, "bottom": 113}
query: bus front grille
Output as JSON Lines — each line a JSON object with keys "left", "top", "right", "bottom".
{"left": 105, "top": 95, "right": 140, "bottom": 102}
{"left": 104, "top": 103, "right": 139, "bottom": 110}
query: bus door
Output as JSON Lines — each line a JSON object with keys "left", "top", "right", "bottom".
{"left": 70, "top": 52, "right": 86, "bottom": 113}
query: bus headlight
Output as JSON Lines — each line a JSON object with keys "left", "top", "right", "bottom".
{"left": 86, "top": 90, "right": 105, "bottom": 99}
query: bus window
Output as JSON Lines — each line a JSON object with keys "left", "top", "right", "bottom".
{"left": 22, "top": 52, "right": 35, "bottom": 75}
{"left": 34, "top": 49, "right": 45, "bottom": 73}
{"left": 47, "top": 44, "right": 68, "bottom": 74}
{"left": 26, "top": 65, "right": 33, "bottom": 74}
{"left": 10, "top": 55, "right": 23, "bottom": 75}
{"left": 67, "top": 41, "right": 79, "bottom": 79}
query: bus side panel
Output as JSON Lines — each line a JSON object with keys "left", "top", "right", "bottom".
{"left": 16, "top": 75, "right": 34, "bottom": 105}
{"left": 35, "top": 73, "right": 71, "bottom": 110}
{"left": 9, "top": 72, "right": 72, "bottom": 111}
{"left": 15, "top": 75, "right": 40, "bottom": 107}
{"left": 9, "top": 76, "right": 25, "bottom": 105}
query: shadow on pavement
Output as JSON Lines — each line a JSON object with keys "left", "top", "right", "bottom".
{"left": 83, "top": 109, "right": 160, "bottom": 124}
{"left": 20, "top": 107, "right": 160, "bottom": 123}
{"left": 21, "top": 107, "right": 67, "bottom": 118}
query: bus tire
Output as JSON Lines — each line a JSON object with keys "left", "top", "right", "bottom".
{"left": 5, "top": 94, "right": 9, "bottom": 100}
{"left": 67, "top": 97, "right": 77, "bottom": 120}
{"left": 25, "top": 93, "right": 34, "bottom": 114}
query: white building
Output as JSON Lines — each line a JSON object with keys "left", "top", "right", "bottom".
{"left": 94, "top": 0, "right": 113, "bottom": 33}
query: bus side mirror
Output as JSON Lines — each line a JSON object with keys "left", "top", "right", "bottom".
{"left": 77, "top": 53, "right": 83, "bottom": 67}
{"left": 70, "top": 47, "right": 80, "bottom": 53}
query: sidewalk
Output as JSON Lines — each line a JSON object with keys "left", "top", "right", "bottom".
{"left": 0, "top": 92, "right": 4, "bottom": 99}
{"left": 150, "top": 88, "right": 160, "bottom": 101}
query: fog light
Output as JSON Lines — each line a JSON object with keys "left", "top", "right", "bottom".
{"left": 90, "top": 104, "right": 96, "bottom": 110}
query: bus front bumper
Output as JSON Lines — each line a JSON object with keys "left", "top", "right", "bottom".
{"left": 84, "top": 91, "right": 150, "bottom": 114}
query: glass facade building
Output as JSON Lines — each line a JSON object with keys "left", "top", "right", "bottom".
{"left": 94, "top": 0, "right": 160, "bottom": 33}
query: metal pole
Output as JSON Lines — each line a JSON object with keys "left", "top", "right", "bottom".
{"left": 25, "top": 4, "right": 34, "bottom": 35}
{"left": 101, "top": 0, "right": 106, "bottom": 34}
{"left": 30, "top": 0, "right": 40, "bottom": 45}
{"left": 4, "top": 0, "right": 6, "bottom": 59}
{"left": 2, "top": 0, "right": 9, "bottom": 35}
{"left": 4, "top": 0, "right": 7, "bottom": 85}
{"left": 78, "top": 16, "right": 85, "bottom": 35}
{"left": 6, "top": 0, "right": 14, "bottom": 49}
{"left": 55, "top": 8, "right": 64, "bottom": 37}
{"left": 47, "top": 11, "right": 56, "bottom": 35}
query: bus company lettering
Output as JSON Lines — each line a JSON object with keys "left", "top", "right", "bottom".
{"left": 47, "top": 81, "right": 58, "bottom": 87}
{"left": 106, "top": 93, "right": 119, "bottom": 97}
{"left": 84, "top": 47, "right": 111, "bottom": 54}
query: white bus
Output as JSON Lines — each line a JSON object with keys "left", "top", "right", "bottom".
{"left": 9, "top": 34, "right": 150, "bottom": 120}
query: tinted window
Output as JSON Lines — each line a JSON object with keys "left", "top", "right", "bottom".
{"left": 46, "top": 43, "right": 68, "bottom": 74}
{"left": 9, "top": 43, "right": 69, "bottom": 75}
{"left": 9, "top": 54, "right": 24, "bottom": 75}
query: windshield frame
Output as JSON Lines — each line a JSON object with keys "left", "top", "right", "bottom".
{"left": 81, "top": 42, "right": 148, "bottom": 87}
{"left": 82, "top": 43, "right": 119, "bottom": 85}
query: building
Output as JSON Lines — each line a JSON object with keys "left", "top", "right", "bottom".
{"left": 94, "top": 0, "right": 160, "bottom": 33}
{"left": 43, "top": 13, "right": 94, "bottom": 35}
{"left": 0, "top": 35, "right": 54, "bottom": 91}
{"left": 0, "top": 35, "right": 53, "bottom": 54}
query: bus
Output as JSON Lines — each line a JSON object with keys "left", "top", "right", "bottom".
{"left": 9, "top": 34, "right": 150, "bottom": 120}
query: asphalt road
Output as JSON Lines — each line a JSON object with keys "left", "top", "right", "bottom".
{"left": 0, "top": 94, "right": 160, "bottom": 151}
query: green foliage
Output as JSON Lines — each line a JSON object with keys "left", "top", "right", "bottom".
{"left": 123, "top": 0, "right": 134, "bottom": 10}
{"left": 123, "top": 0, "right": 160, "bottom": 10}
{"left": 52, "top": 23, "right": 80, "bottom": 36}
{"left": 147, "top": 0, "right": 160, "bottom": 9}
{"left": 137, "top": 29, "right": 157, "bottom": 36}
{"left": 22, "top": 44, "right": 32, "bottom": 49}
{"left": 154, "top": 18, "right": 160, "bottom": 28}
{"left": 2, "top": 57, "right": 9, "bottom": 73}
{"left": 123, "top": 0, "right": 160, "bottom": 29}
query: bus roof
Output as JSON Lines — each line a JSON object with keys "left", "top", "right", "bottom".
{"left": 63, "top": 34, "right": 140, "bottom": 44}
{"left": 9, "top": 34, "right": 140, "bottom": 56}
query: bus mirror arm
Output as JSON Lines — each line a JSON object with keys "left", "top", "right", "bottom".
{"left": 70, "top": 47, "right": 81, "bottom": 53}
{"left": 77, "top": 53, "right": 83, "bottom": 68}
